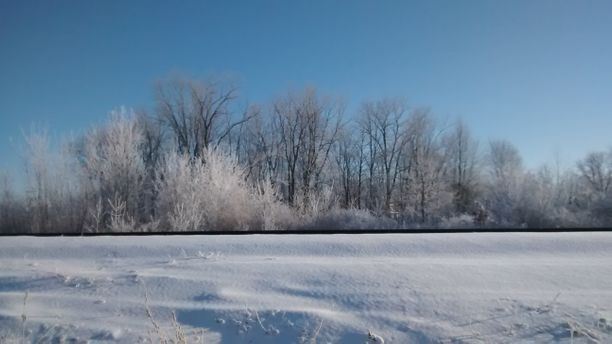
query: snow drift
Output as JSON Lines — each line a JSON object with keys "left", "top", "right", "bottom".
{"left": 0, "top": 233, "right": 611, "bottom": 343}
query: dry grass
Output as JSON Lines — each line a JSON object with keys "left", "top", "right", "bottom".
{"left": 21, "top": 291, "right": 28, "bottom": 344}
{"left": 144, "top": 288, "right": 208, "bottom": 344}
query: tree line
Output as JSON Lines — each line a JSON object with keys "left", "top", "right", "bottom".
{"left": 0, "top": 75, "right": 610, "bottom": 233}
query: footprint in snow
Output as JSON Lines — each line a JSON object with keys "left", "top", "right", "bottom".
{"left": 198, "top": 251, "right": 222, "bottom": 260}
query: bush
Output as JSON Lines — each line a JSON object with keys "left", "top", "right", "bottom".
{"left": 156, "top": 149, "right": 294, "bottom": 231}
{"left": 299, "top": 208, "right": 398, "bottom": 230}
{"left": 440, "top": 214, "right": 476, "bottom": 229}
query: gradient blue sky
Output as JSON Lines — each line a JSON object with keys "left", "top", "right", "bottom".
{"left": 1, "top": 0, "right": 612, "bottom": 179}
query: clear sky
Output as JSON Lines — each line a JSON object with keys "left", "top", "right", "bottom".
{"left": 1, "top": 0, "right": 612, "bottom": 179}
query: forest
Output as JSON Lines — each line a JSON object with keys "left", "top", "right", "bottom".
{"left": 1, "top": 76, "right": 610, "bottom": 234}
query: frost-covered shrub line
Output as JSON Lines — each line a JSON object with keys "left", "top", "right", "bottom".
{"left": 0, "top": 76, "right": 609, "bottom": 233}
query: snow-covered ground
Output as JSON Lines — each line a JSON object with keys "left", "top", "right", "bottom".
{"left": 0, "top": 233, "right": 611, "bottom": 343}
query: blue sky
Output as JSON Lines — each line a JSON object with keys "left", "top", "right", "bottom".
{"left": 1, "top": 0, "right": 612, "bottom": 180}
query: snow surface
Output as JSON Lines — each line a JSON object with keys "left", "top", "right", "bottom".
{"left": 0, "top": 233, "right": 611, "bottom": 343}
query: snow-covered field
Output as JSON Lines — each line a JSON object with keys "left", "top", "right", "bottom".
{"left": 0, "top": 233, "right": 611, "bottom": 343}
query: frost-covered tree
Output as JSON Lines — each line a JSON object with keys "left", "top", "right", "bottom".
{"left": 80, "top": 108, "right": 146, "bottom": 232}
{"left": 484, "top": 140, "right": 524, "bottom": 225}
{"left": 4, "top": 76, "right": 612, "bottom": 233}
{"left": 22, "top": 129, "right": 86, "bottom": 233}
{"left": 577, "top": 151, "right": 612, "bottom": 196}
{"left": 513, "top": 167, "right": 555, "bottom": 227}
{"left": 400, "top": 110, "right": 453, "bottom": 223}
{"left": 443, "top": 119, "right": 480, "bottom": 214}
{"left": 576, "top": 150, "right": 612, "bottom": 225}
{"left": 23, "top": 129, "right": 52, "bottom": 233}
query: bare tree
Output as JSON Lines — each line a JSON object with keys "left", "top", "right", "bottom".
{"left": 239, "top": 105, "right": 282, "bottom": 184}
{"left": 135, "top": 111, "right": 165, "bottom": 221}
{"left": 274, "top": 88, "right": 342, "bottom": 208}
{"left": 359, "top": 107, "right": 381, "bottom": 211}
{"left": 297, "top": 89, "right": 343, "bottom": 209}
{"left": 444, "top": 119, "right": 480, "bottom": 213}
{"left": 359, "top": 98, "right": 407, "bottom": 213}
{"left": 487, "top": 140, "right": 522, "bottom": 182}
{"left": 577, "top": 151, "right": 612, "bottom": 195}
{"left": 155, "top": 76, "right": 254, "bottom": 160}
{"left": 7, "top": 76, "right": 612, "bottom": 232}
{"left": 335, "top": 125, "right": 358, "bottom": 208}
{"left": 274, "top": 92, "right": 305, "bottom": 205}
{"left": 0, "top": 171, "right": 25, "bottom": 233}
